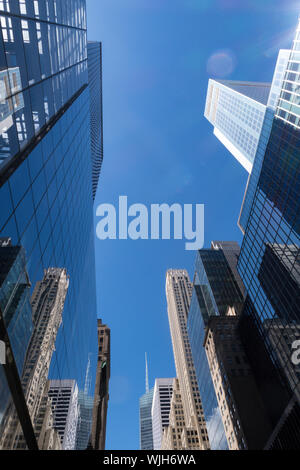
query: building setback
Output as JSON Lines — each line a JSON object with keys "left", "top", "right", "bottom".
{"left": 163, "top": 270, "right": 210, "bottom": 450}
{"left": 48, "top": 380, "right": 79, "bottom": 450}
{"left": 90, "top": 320, "right": 110, "bottom": 450}
{"left": 151, "top": 378, "right": 173, "bottom": 450}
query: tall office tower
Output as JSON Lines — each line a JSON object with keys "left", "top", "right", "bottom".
{"left": 139, "top": 354, "right": 154, "bottom": 450}
{"left": 235, "top": 17, "right": 300, "bottom": 449}
{"left": 204, "top": 50, "right": 289, "bottom": 175}
{"left": 165, "top": 270, "right": 210, "bottom": 450}
{"left": 75, "top": 355, "right": 94, "bottom": 450}
{"left": 0, "top": 0, "right": 100, "bottom": 448}
{"left": 48, "top": 380, "right": 79, "bottom": 450}
{"left": 90, "top": 319, "right": 110, "bottom": 450}
{"left": 1, "top": 268, "right": 68, "bottom": 450}
{"left": 87, "top": 41, "right": 103, "bottom": 200}
{"left": 151, "top": 378, "right": 173, "bottom": 450}
{"left": 204, "top": 312, "right": 273, "bottom": 450}
{"left": 187, "top": 243, "right": 245, "bottom": 450}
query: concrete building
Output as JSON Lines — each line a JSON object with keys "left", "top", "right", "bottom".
{"left": 164, "top": 270, "right": 210, "bottom": 450}
{"left": 151, "top": 378, "right": 173, "bottom": 450}
{"left": 161, "top": 378, "right": 203, "bottom": 450}
{"left": 48, "top": 380, "right": 79, "bottom": 450}
{"left": 90, "top": 320, "right": 110, "bottom": 450}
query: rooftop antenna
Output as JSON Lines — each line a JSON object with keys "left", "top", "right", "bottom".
{"left": 145, "top": 352, "right": 149, "bottom": 393}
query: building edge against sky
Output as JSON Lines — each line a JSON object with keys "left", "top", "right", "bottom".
{"left": 0, "top": 0, "right": 103, "bottom": 449}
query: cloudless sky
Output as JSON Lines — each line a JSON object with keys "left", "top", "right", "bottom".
{"left": 86, "top": 0, "right": 299, "bottom": 450}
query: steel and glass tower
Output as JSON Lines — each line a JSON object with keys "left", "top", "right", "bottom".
{"left": 0, "top": 1, "right": 102, "bottom": 449}
{"left": 139, "top": 354, "right": 154, "bottom": 450}
{"left": 236, "top": 18, "right": 300, "bottom": 449}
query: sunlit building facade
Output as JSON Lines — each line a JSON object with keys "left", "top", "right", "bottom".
{"left": 151, "top": 378, "right": 173, "bottom": 450}
{"left": 236, "top": 18, "right": 300, "bottom": 449}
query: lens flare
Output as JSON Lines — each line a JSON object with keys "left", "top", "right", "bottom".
{"left": 206, "top": 49, "right": 236, "bottom": 78}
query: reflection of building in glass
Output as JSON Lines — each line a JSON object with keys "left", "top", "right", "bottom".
{"left": 258, "top": 244, "right": 300, "bottom": 323}
{"left": 75, "top": 355, "right": 94, "bottom": 450}
{"left": 0, "top": 238, "right": 32, "bottom": 433}
{"left": 0, "top": 2, "right": 89, "bottom": 167}
{"left": 230, "top": 19, "right": 300, "bottom": 449}
{"left": 151, "top": 378, "right": 173, "bottom": 450}
{"left": 90, "top": 320, "right": 110, "bottom": 450}
{"left": 164, "top": 270, "right": 210, "bottom": 450}
{"left": 0, "top": 268, "right": 69, "bottom": 450}
{"left": 204, "top": 313, "right": 272, "bottom": 450}
{"left": 0, "top": 67, "right": 24, "bottom": 154}
{"left": 0, "top": 0, "right": 99, "bottom": 451}
{"left": 48, "top": 380, "right": 79, "bottom": 450}
{"left": 76, "top": 391, "right": 94, "bottom": 450}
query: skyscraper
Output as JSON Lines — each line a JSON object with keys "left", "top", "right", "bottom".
{"left": 0, "top": 0, "right": 101, "bottom": 448}
{"left": 48, "top": 380, "right": 79, "bottom": 450}
{"left": 139, "top": 354, "right": 154, "bottom": 450}
{"left": 206, "top": 15, "right": 300, "bottom": 449}
{"left": 204, "top": 50, "right": 289, "bottom": 175}
{"left": 0, "top": 238, "right": 33, "bottom": 434}
{"left": 151, "top": 378, "right": 173, "bottom": 450}
{"left": 164, "top": 270, "right": 210, "bottom": 450}
{"left": 87, "top": 41, "right": 104, "bottom": 200}
{"left": 75, "top": 355, "right": 94, "bottom": 450}
{"left": 0, "top": 268, "right": 69, "bottom": 450}
{"left": 236, "top": 19, "right": 300, "bottom": 448}
{"left": 90, "top": 319, "right": 110, "bottom": 450}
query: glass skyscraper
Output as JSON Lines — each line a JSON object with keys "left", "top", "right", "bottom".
{"left": 204, "top": 50, "right": 289, "bottom": 176}
{"left": 0, "top": 0, "right": 102, "bottom": 449}
{"left": 236, "top": 17, "right": 300, "bottom": 449}
{"left": 187, "top": 242, "right": 244, "bottom": 450}
{"left": 139, "top": 387, "right": 154, "bottom": 450}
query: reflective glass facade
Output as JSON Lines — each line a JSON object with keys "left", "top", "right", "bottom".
{"left": 87, "top": 41, "right": 103, "bottom": 200}
{"left": 205, "top": 79, "right": 269, "bottom": 172}
{"left": 237, "top": 18, "right": 300, "bottom": 448}
{"left": 0, "top": 0, "right": 88, "bottom": 169}
{"left": 0, "top": 0, "right": 98, "bottom": 450}
{"left": 188, "top": 286, "right": 228, "bottom": 450}
{"left": 187, "top": 244, "right": 244, "bottom": 450}
{"left": 139, "top": 388, "right": 154, "bottom": 450}
{"left": 238, "top": 50, "right": 290, "bottom": 233}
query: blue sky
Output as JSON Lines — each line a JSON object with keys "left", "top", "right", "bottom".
{"left": 86, "top": 0, "right": 299, "bottom": 450}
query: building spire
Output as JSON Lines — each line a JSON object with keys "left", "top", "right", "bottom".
{"left": 145, "top": 352, "right": 149, "bottom": 393}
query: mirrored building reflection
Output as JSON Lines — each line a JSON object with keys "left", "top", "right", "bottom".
{"left": 0, "top": 0, "right": 102, "bottom": 450}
